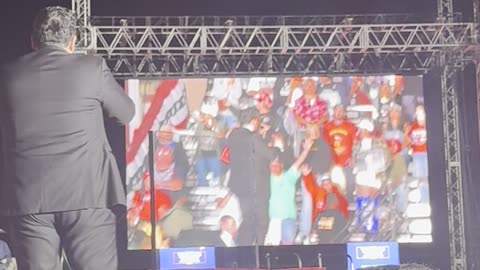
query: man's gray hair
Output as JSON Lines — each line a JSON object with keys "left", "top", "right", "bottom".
{"left": 238, "top": 107, "right": 259, "bottom": 125}
{"left": 32, "top": 6, "right": 76, "bottom": 48}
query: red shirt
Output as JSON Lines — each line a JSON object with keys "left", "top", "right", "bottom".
{"left": 293, "top": 96, "right": 328, "bottom": 127}
{"left": 130, "top": 190, "right": 172, "bottom": 222}
{"left": 350, "top": 77, "right": 371, "bottom": 105}
{"left": 303, "top": 174, "right": 349, "bottom": 222}
{"left": 323, "top": 120, "right": 357, "bottom": 166}
{"left": 353, "top": 90, "right": 372, "bottom": 105}
{"left": 386, "top": 140, "right": 402, "bottom": 156}
{"left": 409, "top": 121, "right": 427, "bottom": 153}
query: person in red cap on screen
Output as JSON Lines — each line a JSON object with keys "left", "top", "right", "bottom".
{"left": 127, "top": 175, "right": 173, "bottom": 249}
{"left": 150, "top": 125, "right": 189, "bottom": 203}
{"left": 301, "top": 165, "right": 349, "bottom": 244}
{"left": 301, "top": 165, "right": 349, "bottom": 224}
{"left": 256, "top": 89, "right": 273, "bottom": 116}
{"left": 152, "top": 144, "right": 183, "bottom": 191}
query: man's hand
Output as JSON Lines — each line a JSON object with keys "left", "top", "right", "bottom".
{"left": 300, "top": 164, "right": 312, "bottom": 176}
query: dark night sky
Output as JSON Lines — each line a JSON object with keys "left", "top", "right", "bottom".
{"left": 0, "top": 0, "right": 475, "bottom": 63}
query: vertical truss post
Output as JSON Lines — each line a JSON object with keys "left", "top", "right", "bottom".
{"left": 72, "top": 0, "right": 90, "bottom": 27}
{"left": 72, "top": 0, "right": 92, "bottom": 50}
{"left": 437, "top": 0, "right": 454, "bottom": 21}
{"left": 473, "top": 0, "right": 480, "bottom": 147}
{"left": 441, "top": 60, "right": 467, "bottom": 270}
{"left": 437, "top": 0, "right": 466, "bottom": 266}
{"left": 473, "top": 0, "right": 480, "bottom": 153}
{"left": 474, "top": 0, "right": 480, "bottom": 42}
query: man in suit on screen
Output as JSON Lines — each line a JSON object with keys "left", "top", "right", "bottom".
{"left": 0, "top": 6, "right": 135, "bottom": 270}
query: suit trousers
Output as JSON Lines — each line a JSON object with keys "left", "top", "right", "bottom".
{"left": 8, "top": 208, "right": 117, "bottom": 270}
{"left": 236, "top": 196, "right": 256, "bottom": 246}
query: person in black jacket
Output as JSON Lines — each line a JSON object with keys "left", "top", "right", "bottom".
{"left": 221, "top": 107, "right": 284, "bottom": 246}
{"left": 0, "top": 7, "right": 134, "bottom": 270}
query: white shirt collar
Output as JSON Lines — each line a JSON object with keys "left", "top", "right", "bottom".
{"left": 220, "top": 231, "right": 236, "bottom": 247}
{"left": 242, "top": 124, "right": 255, "bottom": 132}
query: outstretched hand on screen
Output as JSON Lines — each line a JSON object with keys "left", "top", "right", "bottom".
{"left": 300, "top": 164, "right": 312, "bottom": 176}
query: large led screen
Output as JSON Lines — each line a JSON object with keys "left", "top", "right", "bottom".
{"left": 125, "top": 75, "right": 431, "bottom": 250}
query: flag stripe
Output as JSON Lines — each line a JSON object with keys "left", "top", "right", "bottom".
{"left": 126, "top": 80, "right": 178, "bottom": 164}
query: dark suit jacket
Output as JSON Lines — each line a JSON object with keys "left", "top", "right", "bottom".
{"left": 227, "top": 127, "right": 277, "bottom": 200}
{"left": 0, "top": 47, "right": 135, "bottom": 216}
{"left": 226, "top": 127, "right": 255, "bottom": 197}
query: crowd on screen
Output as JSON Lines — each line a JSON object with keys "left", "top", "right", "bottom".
{"left": 126, "top": 76, "right": 429, "bottom": 249}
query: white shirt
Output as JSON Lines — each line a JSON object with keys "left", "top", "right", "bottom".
{"left": 319, "top": 88, "right": 341, "bottom": 109}
{"left": 211, "top": 78, "right": 243, "bottom": 108}
{"left": 288, "top": 87, "right": 303, "bottom": 109}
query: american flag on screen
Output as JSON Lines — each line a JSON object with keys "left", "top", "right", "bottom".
{"left": 125, "top": 80, "right": 189, "bottom": 191}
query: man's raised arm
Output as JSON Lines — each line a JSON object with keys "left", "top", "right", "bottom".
{"left": 100, "top": 59, "right": 135, "bottom": 124}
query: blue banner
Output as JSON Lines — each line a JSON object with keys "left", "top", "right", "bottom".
{"left": 159, "top": 247, "right": 216, "bottom": 269}
{"left": 347, "top": 242, "right": 399, "bottom": 269}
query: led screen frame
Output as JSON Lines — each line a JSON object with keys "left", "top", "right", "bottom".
{"left": 123, "top": 75, "right": 432, "bottom": 250}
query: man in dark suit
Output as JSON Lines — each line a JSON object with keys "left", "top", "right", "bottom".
{"left": 221, "top": 108, "right": 278, "bottom": 246}
{"left": 0, "top": 7, "right": 134, "bottom": 270}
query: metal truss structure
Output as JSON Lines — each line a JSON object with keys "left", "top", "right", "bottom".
{"left": 76, "top": 21, "right": 474, "bottom": 77}
{"left": 441, "top": 61, "right": 467, "bottom": 270}
{"left": 71, "top": 0, "right": 474, "bottom": 269}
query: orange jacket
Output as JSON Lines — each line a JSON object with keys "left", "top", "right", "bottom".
{"left": 303, "top": 173, "right": 349, "bottom": 222}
